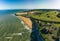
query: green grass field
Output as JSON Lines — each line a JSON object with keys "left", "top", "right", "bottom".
{"left": 30, "top": 11, "right": 60, "bottom": 22}
{"left": 0, "top": 14, "right": 31, "bottom": 41}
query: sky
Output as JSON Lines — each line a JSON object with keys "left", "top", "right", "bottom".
{"left": 0, "top": 0, "right": 60, "bottom": 10}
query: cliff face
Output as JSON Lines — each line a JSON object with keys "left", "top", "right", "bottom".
{"left": 16, "top": 16, "right": 32, "bottom": 29}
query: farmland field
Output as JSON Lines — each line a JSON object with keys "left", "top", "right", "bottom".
{"left": 0, "top": 14, "right": 31, "bottom": 41}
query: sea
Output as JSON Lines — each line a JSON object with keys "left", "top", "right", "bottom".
{"left": 0, "top": 9, "right": 29, "bottom": 15}
{"left": 0, "top": 9, "right": 44, "bottom": 41}
{"left": 0, "top": 9, "right": 32, "bottom": 41}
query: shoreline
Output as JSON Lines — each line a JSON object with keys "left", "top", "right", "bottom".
{"left": 16, "top": 16, "right": 32, "bottom": 29}
{"left": 15, "top": 15, "right": 44, "bottom": 41}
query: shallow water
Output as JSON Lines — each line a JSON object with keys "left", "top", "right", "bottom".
{"left": 0, "top": 14, "right": 31, "bottom": 41}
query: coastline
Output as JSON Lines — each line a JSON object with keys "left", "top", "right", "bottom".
{"left": 16, "top": 16, "right": 32, "bottom": 29}
{"left": 15, "top": 14, "right": 44, "bottom": 41}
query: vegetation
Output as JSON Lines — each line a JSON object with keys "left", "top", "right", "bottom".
{"left": 22, "top": 10, "right": 60, "bottom": 41}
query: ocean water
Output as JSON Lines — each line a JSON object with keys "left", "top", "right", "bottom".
{"left": 0, "top": 9, "right": 44, "bottom": 41}
{"left": 0, "top": 9, "right": 28, "bottom": 15}
{"left": 0, "top": 9, "right": 31, "bottom": 41}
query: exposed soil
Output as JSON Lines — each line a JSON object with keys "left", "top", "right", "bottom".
{"left": 17, "top": 16, "right": 32, "bottom": 29}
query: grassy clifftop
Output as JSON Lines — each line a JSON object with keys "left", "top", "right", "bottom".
{"left": 15, "top": 10, "right": 60, "bottom": 41}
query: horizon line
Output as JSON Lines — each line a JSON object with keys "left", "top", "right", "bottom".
{"left": 1, "top": 8, "right": 60, "bottom": 10}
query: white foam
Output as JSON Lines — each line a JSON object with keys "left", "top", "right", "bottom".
{"left": 25, "top": 25, "right": 29, "bottom": 30}
{"left": 11, "top": 14, "right": 15, "bottom": 16}
{"left": 17, "top": 33, "right": 22, "bottom": 35}
{"left": 12, "top": 33, "right": 22, "bottom": 36}
{"left": 5, "top": 37, "right": 12, "bottom": 39}
{"left": 21, "top": 21, "right": 24, "bottom": 24}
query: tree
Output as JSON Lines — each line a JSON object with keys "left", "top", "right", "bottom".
{"left": 57, "top": 13, "right": 60, "bottom": 18}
